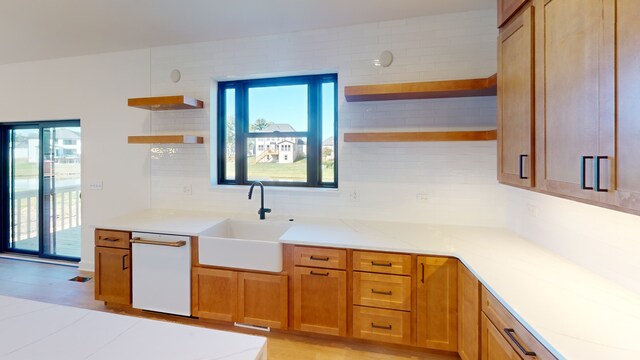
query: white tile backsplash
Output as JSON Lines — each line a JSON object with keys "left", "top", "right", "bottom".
{"left": 148, "top": 9, "right": 503, "bottom": 227}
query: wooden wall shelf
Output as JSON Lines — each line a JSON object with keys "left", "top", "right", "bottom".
{"left": 128, "top": 135, "right": 204, "bottom": 144}
{"left": 344, "top": 130, "right": 497, "bottom": 142}
{"left": 128, "top": 95, "right": 204, "bottom": 110}
{"left": 344, "top": 74, "right": 497, "bottom": 102}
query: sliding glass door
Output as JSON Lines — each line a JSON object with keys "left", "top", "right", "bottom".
{"left": 2, "top": 121, "right": 81, "bottom": 261}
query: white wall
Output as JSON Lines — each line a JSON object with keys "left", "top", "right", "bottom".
{"left": 147, "top": 10, "right": 506, "bottom": 227}
{"left": 505, "top": 186, "right": 640, "bottom": 294}
{"left": 0, "top": 49, "right": 152, "bottom": 271}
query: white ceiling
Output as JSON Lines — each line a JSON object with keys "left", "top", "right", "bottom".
{"left": 0, "top": 0, "right": 494, "bottom": 65}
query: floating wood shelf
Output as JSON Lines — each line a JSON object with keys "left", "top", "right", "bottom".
{"left": 344, "top": 74, "right": 497, "bottom": 102}
{"left": 128, "top": 95, "right": 204, "bottom": 110}
{"left": 344, "top": 130, "right": 497, "bottom": 142}
{"left": 128, "top": 135, "right": 204, "bottom": 144}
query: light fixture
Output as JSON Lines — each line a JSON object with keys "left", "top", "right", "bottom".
{"left": 374, "top": 50, "right": 394, "bottom": 67}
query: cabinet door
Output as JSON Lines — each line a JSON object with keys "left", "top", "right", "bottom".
{"left": 535, "top": 0, "right": 615, "bottom": 201}
{"left": 293, "top": 266, "right": 346, "bottom": 336}
{"left": 95, "top": 247, "right": 131, "bottom": 305}
{"left": 615, "top": 0, "right": 640, "bottom": 212}
{"left": 458, "top": 263, "right": 480, "bottom": 360}
{"left": 238, "top": 272, "right": 288, "bottom": 329}
{"left": 416, "top": 256, "right": 458, "bottom": 351}
{"left": 481, "top": 314, "right": 522, "bottom": 360}
{"left": 498, "top": 4, "right": 534, "bottom": 188}
{"left": 498, "top": 0, "right": 528, "bottom": 26}
{"left": 191, "top": 267, "right": 237, "bottom": 322}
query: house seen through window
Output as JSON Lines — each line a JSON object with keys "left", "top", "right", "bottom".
{"left": 218, "top": 74, "right": 337, "bottom": 187}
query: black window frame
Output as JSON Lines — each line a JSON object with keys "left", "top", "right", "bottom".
{"left": 217, "top": 74, "right": 338, "bottom": 188}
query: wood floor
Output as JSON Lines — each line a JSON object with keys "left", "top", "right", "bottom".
{"left": 0, "top": 257, "right": 458, "bottom": 360}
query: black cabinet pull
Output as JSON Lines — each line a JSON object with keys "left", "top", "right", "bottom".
{"left": 371, "top": 289, "right": 393, "bottom": 296}
{"left": 519, "top": 154, "right": 529, "bottom": 180}
{"left": 310, "top": 256, "right": 329, "bottom": 261}
{"left": 371, "top": 322, "right": 392, "bottom": 330}
{"left": 371, "top": 261, "right": 392, "bottom": 267}
{"left": 122, "top": 254, "right": 128, "bottom": 270}
{"left": 594, "top": 156, "right": 609, "bottom": 192}
{"left": 580, "top": 156, "right": 594, "bottom": 190}
{"left": 310, "top": 271, "right": 329, "bottom": 276}
{"left": 504, "top": 328, "right": 536, "bottom": 357}
{"left": 421, "top": 262, "right": 425, "bottom": 284}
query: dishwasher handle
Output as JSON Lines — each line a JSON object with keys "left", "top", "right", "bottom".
{"left": 130, "top": 237, "right": 187, "bottom": 247}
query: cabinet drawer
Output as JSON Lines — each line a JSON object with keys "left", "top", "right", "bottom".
{"left": 482, "top": 287, "right": 556, "bottom": 360}
{"left": 353, "top": 306, "right": 411, "bottom": 345}
{"left": 352, "top": 251, "right": 411, "bottom": 275}
{"left": 353, "top": 272, "right": 411, "bottom": 311}
{"left": 293, "top": 246, "right": 346, "bottom": 270}
{"left": 95, "top": 229, "right": 131, "bottom": 249}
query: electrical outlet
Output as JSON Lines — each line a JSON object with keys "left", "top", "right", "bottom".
{"left": 349, "top": 191, "right": 359, "bottom": 202}
{"left": 183, "top": 185, "right": 192, "bottom": 196}
{"left": 416, "top": 193, "right": 429, "bottom": 203}
{"left": 89, "top": 181, "right": 103, "bottom": 191}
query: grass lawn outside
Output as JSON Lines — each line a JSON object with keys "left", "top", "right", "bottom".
{"left": 225, "top": 157, "right": 335, "bottom": 183}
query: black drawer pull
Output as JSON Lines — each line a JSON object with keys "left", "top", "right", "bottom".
{"left": 594, "top": 156, "right": 609, "bottom": 192}
{"left": 580, "top": 156, "right": 594, "bottom": 190}
{"left": 519, "top": 154, "right": 529, "bottom": 180}
{"left": 310, "top": 271, "right": 329, "bottom": 276}
{"left": 371, "top": 322, "right": 392, "bottom": 330}
{"left": 371, "top": 261, "right": 393, "bottom": 267}
{"left": 310, "top": 256, "right": 329, "bottom": 261}
{"left": 504, "top": 328, "right": 536, "bottom": 357}
{"left": 101, "top": 237, "right": 119, "bottom": 242}
{"left": 371, "top": 289, "right": 392, "bottom": 296}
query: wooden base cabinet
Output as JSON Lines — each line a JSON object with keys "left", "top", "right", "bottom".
{"left": 458, "top": 264, "right": 481, "bottom": 360}
{"left": 95, "top": 246, "right": 131, "bottom": 305}
{"left": 481, "top": 314, "right": 522, "bottom": 360}
{"left": 192, "top": 267, "right": 288, "bottom": 329}
{"left": 293, "top": 266, "right": 347, "bottom": 336}
{"left": 238, "top": 272, "right": 288, "bottom": 329}
{"left": 353, "top": 306, "right": 411, "bottom": 345}
{"left": 416, "top": 256, "right": 458, "bottom": 351}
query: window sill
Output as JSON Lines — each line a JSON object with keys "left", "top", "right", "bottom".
{"left": 208, "top": 184, "right": 339, "bottom": 194}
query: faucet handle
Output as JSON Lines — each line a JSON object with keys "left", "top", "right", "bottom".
{"left": 264, "top": 208, "right": 272, "bottom": 213}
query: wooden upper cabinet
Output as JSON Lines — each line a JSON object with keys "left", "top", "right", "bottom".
{"left": 498, "top": 4, "right": 535, "bottom": 188}
{"left": 615, "top": 0, "right": 640, "bottom": 213}
{"left": 416, "top": 256, "right": 458, "bottom": 351}
{"left": 534, "top": 0, "right": 615, "bottom": 202}
{"left": 498, "top": 0, "right": 529, "bottom": 27}
{"left": 293, "top": 266, "right": 347, "bottom": 336}
{"left": 95, "top": 247, "right": 131, "bottom": 305}
{"left": 458, "top": 264, "right": 480, "bottom": 360}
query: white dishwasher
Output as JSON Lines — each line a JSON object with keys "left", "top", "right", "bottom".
{"left": 131, "top": 232, "right": 191, "bottom": 316}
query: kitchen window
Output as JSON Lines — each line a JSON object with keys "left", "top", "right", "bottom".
{"left": 217, "top": 74, "right": 337, "bottom": 187}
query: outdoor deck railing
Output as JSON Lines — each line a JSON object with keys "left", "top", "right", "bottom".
{"left": 11, "top": 185, "right": 81, "bottom": 241}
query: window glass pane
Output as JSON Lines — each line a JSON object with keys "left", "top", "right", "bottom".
{"left": 321, "top": 82, "right": 336, "bottom": 183}
{"left": 224, "top": 88, "right": 236, "bottom": 181}
{"left": 247, "top": 136, "right": 308, "bottom": 183}
{"left": 248, "top": 85, "right": 308, "bottom": 133}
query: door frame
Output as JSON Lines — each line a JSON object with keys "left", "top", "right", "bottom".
{"left": 0, "top": 119, "right": 81, "bottom": 262}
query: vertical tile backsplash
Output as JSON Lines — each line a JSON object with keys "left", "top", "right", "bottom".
{"left": 148, "top": 10, "right": 505, "bottom": 227}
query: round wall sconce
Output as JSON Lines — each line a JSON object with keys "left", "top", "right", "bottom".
{"left": 170, "top": 69, "right": 181, "bottom": 83}
{"left": 375, "top": 50, "right": 394, "bottom": 67}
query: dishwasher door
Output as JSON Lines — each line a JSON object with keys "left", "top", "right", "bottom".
{"left": 131, "top": 232, "right": 191, "bottom": 316}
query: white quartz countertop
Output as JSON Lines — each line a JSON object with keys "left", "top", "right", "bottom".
{"left": 0, "top": 295, "right": 266, "bottom": 360}
{"left": 95, "top": 209, "right": 640, "bottom": 360}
